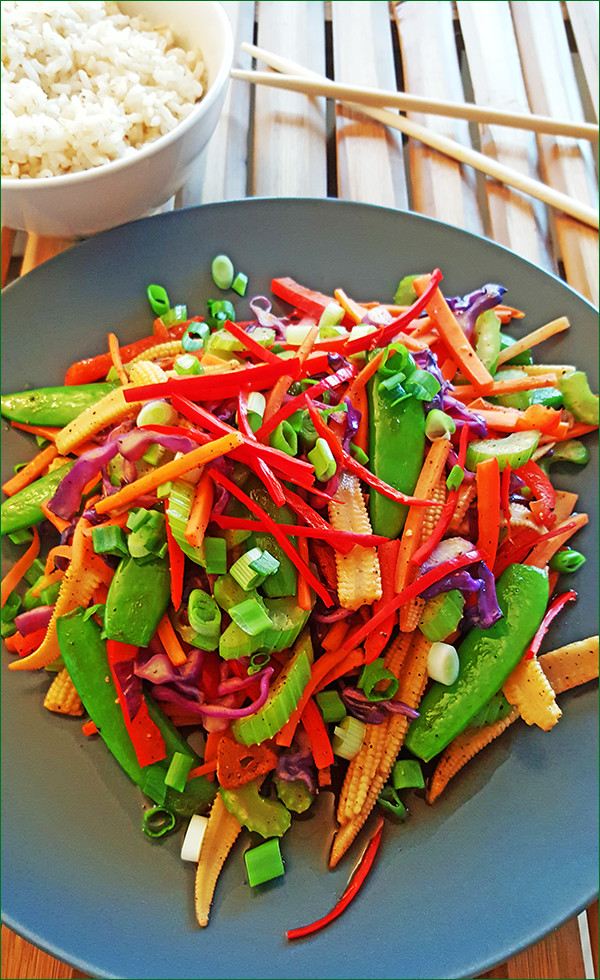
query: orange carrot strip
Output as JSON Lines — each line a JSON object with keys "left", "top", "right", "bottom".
{"left": 44, "top": 547, "right": 71, "bottom": 576}
{"left": 316, "top": 646, "right": 365, "bottom": 692}
{"left": 82, "top": 720, "right": 99, "bottom": 736}
{"left": 82, "top": 513, "right": 130, "bottom": 536}
{"left": 40, "top": 499, "right": 71, "bottom": 534}
{"left": 1, "top": 528, "right": 40, "bottom": 609}
{"left": 409, "top": 315, "right": 434, "bottom": 337}
{"left": 186, "top": 760, "right": 218, "bottom": 780}
{"left": 413, "top": 274, "right": 494, "bottom": 391}
{"left": 108, "top": 332, "right": 129, "bottom": 386}
{"left": 346, "top": 349, "right": 385, "bottom": 400}
{"left": 454, "top": 372, "right": 559, "bottom": 401}
{"left": 321, "top": 619, "right": 351, "bottom": 652}
{"left": 495, "top": 304, "right": 525, "bottom": 322}
{"left": 185, "top": 469, "right": 214, "bottom": 548}
{"left": 10, "top": 421, "right": 61, "bottom": 442}
{"left": 475, "top": 457, "right": 501, "bottom": 569}
{"left": 348, "top": 385, "right": 369, "bottom": 454}
{"left": 301, "top": 697, "right": 334, "bottom": 769}
{"left": 2, "top": 444, "right": 59, "bottom": 497}
{"left": 94, "top": 432, "right": 243, "bottom": 515}
{"left": 496, "top": 317, "right": 569, "bottom": 367}
{"left": 440, "top": 357, "right": 457, "bottom": 381}
{"left": 157, "top": 612, "right": 188, "bottom": 666}
{"left": 525, "top": 512, "right": 588, "bottom": 569}
{"left": 265, "top": 322, "right": 321, "bottom": 420}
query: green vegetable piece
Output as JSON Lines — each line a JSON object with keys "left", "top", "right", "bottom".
{"left": 220, "top": 780, "right": 291, "bottom": 838}
{"left": 0, "top": 383, "right": 117, "bottom": 427}
{"left": 187, "top": 589, "right": 221, "bottom": 650}
{"left": 211, "top": 254, "right": 235, "bottom": 290}
{"left": 166, "top": 479, "right": 206, "bottom": 566}
{"left": 203, "top": 536, "right": 227, "bottom": 574}
{"left": 499, "top": 333, "right": 533, "bottom": 366}
{"left": 232, "top": 272, "right": 248, "bottom": 297}
{"left": 392, "top": 758, "right": 425, "bottom": 790}
{"left": 419, "top": 590, "right": 465, "bottom": 642}
{"left": 249, "top": 549, "right": 280, "bottom": 577}
{"left": 358, "top": 658, "right": 399, "bottom": 702}
{"left": 162, "top": 304, "right": 187, "bottom": 326}
{"left": 213, "top": 573, "right": 259, "bottom": 611}
{"left": 219, "top": 596, "right": 311, "bottom": 661}
{"left": 1, "top": 462, "right": 75, "bottom": 535}
{"left": 182, "top": 322, "right": 209, "bottom": 351}
{"left": 142, "top": 806, "right": 177, "bottom": 838}
{"left": 165, "top": 751, "right": 193, "bottom": 793}
{"left": 559, "top": 370, "right": 599, "bottom": 425}
{"left": 308, "top": 437, "right": 337, "bottom": 482}
{"left": 244, "top": 837, "right": 285, "bottom": 886}
{"left": 232, "top": 632, "right": 313, "bottom": 745}
{"left": 269, "top": 420, "right": 298, "bottom": 457}
{"left": 492, "top": 368, "right": 531, "bottom": 411}
{"left": 377, "top": 784, "right": 408, "bottom": 820}
{"left": 469, "top": 690, "right": 513, "bottom": 728}
{"left": 230, "top": 547, "right": 268, "bottom": 590}
{"left": 146, "top": 283, "right": 170, "bottom": 317}
{"left": 546, "top": 439, "right": 589, "bottom": 469}
{"left": 174, "top": 354, "right": 202, "bottom": 376}
{"left": 473, "top": 310, "right": 502, "bottom": 374}
{"left": 91, "top": 524, "right": 129, "bottom": 558}
{"left": 549, "top": 548, "right": 586, "bottom": 573}
{"left": 8, "top": 528, "right": 33, "bottom": 545}
{"left": 247, "top": 482, "right": 297, "bottom": 597}
{"left": 368, "top": 350, "right": 425, "bottom": 537}
{"left": 529, "top": 386, "right": 563, "bottom": 409}
{"left": 446, "top": 465, "right": 464, "bottom": 492}
{"left": 229, "top": 598, "right": 273, "bottom": 636}
{"left": 393, "top": 274, "right": 421, "bottom": 306}
{"left": 104, "top": 555, "right": 171, "bottom": 646}
{"left": 206, "top": 298, "right": 236, "bottom": 329}
{"left": 24, "top": 557, "right": 46, "bottom": 586}
{"left": 315, "top": 689, "right": 346, "bottom": 724}
{"left": 1, "top": 591, "right": 21, "bottom": 624}
{"left": 425, "top": 408, "right": 456, "bottom": 441}
{"left": 465, "top": 430, "right": 541, "bottom": 472}
{"left": 274, "top": 776, "right": 314, "bottom": 813}
{"left": 404, "top": 564, "right": 549, "bottom": 762}
{"left": 56, "top": 608, "right": 215, "bottom": 817}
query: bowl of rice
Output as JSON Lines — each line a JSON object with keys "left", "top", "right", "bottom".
{"left": 1, "top": 1, "right": 234, "bottom": 237}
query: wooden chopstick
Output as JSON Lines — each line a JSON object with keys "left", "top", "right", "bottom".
{"left": 232, "top": 68, "right": 599, "bottom": 142}
{"left": 239, "top": 43, "right": 599, "bottom": 231}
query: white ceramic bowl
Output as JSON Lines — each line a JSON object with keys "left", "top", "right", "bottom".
{"left": 0, "top": 1, "right": 233, "bottom": 238}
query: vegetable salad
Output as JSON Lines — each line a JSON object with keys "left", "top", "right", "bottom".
{"left": 1, "top": 260, "right": 598, "bottom": 936}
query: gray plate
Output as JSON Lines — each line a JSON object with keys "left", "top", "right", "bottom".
{"left": 1, "top": 199, "right": 598, "bottom": 980}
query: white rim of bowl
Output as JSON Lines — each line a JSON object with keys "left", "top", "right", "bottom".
{"left": 0, "top": 0, "right": 234, "bottom": 189}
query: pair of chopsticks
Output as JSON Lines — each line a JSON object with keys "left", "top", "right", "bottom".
{"left": 232, "top": 43, "right": 599, "bottom": 231}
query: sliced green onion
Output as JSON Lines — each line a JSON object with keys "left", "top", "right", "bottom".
{"left": 187, "top": 589, "right": 221, "bottom": 649}
{"left": 248, "top": 651, "right": 271, "bottom": 675}
{"left": 427, "top": 641, "right": 459, "bottom": 685}
{"left": 332, "top": 715, "right": 366, "bottom": 759}
{"left": 8, "top": 528, "right": 33, "bottom": 545}
{"left": 244, "top": 838, "right": 285, "bottom": 887}
{"left": 142, "top": 805, "right": 176, "bottom": 838}
{"left": 165, "top": 751, "right": 194, "bottom": 793}
{"left": 230, "top": 547, "right": 267, "bottom": 590}
{"left": 1, "top": 591, "right": 21, "bottom": 624}
{"left": 91, "top": 523, "right": 129, "bottom": 558}
{"left": 446, "top": 464, "right": 464, "bottom": 491}
{"left": 249, "top": 549, "right": 280, "bottom": 578}
{"left": 228, "top": 597, "right": 272, "bottom": 636}
{"left": 358, "top": 658, "right": 399, "bottom": 702}
{"left": 315, "top": 689, "right": 346, "bottom": 724}
{"left": 349, "top": 442, "right": 369, "bottom": 465}
{"left": 211, "top": 254, "right": 235, "bottom": 290}
{"left": 202, "top": 536, "right": 227, "bottom": 574}
{"left": 406, "top": 368, "right": 441, "bottom": 401}
{"left": 419, "top": 589, "right": 465, "bottom": 642}
{"left": 377, "top": 784, "right": 408, "bottom": 820}
{"left": 162, "top": 304, "right": 187, "bottom": 326}
{"left": 174, "top": 354, "right": 202, "bottom": 376}
{"left": 307, "top": 436, "right": 337, "bottom": 482}
{"left": 391, "top": 758, "right": 425, "bottom": 790}
{"left": 182, "top": 322, "right": 209, "bottom": 351}
{"left": 269, "top": 420, "right": 298, "bottom": 457}
{"left": 425, "top": 408, "right": 456, "bottom": 441}
{"left": 549, "top": 549, "right": 586, "bottom": 573}
{"left": 232, "top": 271, "right": 248, "bottom": 296}
{"left": 146, "top": 283, "right": 170, "bottom": 317}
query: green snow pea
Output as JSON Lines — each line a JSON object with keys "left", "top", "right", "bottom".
{"left": 404, "top": 564, "right": 549, "bottom": 762}
{"left": 56, "top": 608, "right": 215, "bottom": 817}
{"left": 103, "top": 554, "right": 171, "bottom": 646}
{"left": 1, "top": 383, "right": 117, "bottom": 427}
{"left": 1, "top": 462, "right": 75, "bottom": 535}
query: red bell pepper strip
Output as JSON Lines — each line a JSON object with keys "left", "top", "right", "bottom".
{"left": 237, "top": 389, "right": 286, "bottom": 507}
{"left": 222, "top": 318, "right": 282, "bottom": 365}
{"left": 286, "top": 816, "right": 384, "bottom": 940}
{"left": 363, "top": 538, "right": 401, "bottom": 663}
{"left": 212, "top": 514, "right": 388, "bottom": 551}
{"left": 303, "top": 396, "right": 434, "bottom": 510}
{"left": 255, "top": 362, "right": 357, "bottom": 441}
{"left": 524, "top": 590, "right": 577, "bottom": 660}
{"left": 513, "top": 460, "right": 556, "bottom": 528}
{"left": 208, "top": 470, "right": 333, "bottom": 607}
{"left": 106, "top": 639, "right": 167, "bottom": 767}
{"left": 494, "top": 519, "right": 579, "bottom": 576}
{"left": 301, "top": 697, "right": 334, "bottom": 769}
{"left": 475, "top": 457, "right": 501, "bottom": 569}
{"left": 410, "top": 423, "right": 471, "bottom": 568}
{"left": 64, "top": 320, "right": 193, "bottom": 385}
{"left": 270, "top": 276, "right": 339, "bottom": 321}
{"left": 165, "top": 514, "right": 185, "bottom": 610}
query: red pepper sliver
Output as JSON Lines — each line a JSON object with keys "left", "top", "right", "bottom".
{"left": 223, "top": 318, "right": 282, "bottom": 365}
{"left": 165, "top": 515, "right": 185, "bottom": 611}
{"left": 212, "top": 514, "right": 387, "bottom": 550}
{"left": 301, "top": 697, "right": 334, "bottom": 769}
{"left": 363, "top": 538, "right": 401, "bottom": 663}
{"left": 255, "top": 362, "right": 356, "bottom": 441}
{"left": 237, "top": 389, "right": 286, "bottom": 507}
{"left": 106, "top": 640, "right": 167, "bottom": 767}
{"left": 286, "top": 816, "right": 384, "bottom": 940}
{"left": 514, "top": 460, "right": 556, "bottom": 528}
{"left": 525, "top": 590, "right": 577, "bottom": 660}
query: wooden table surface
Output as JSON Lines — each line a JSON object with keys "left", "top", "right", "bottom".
{"left": 1, "top": 2, "right": 598, "bottom": 978}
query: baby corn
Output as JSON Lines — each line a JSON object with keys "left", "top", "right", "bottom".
{"left": 328, "top": 471, "right": 382, "bottom": 610}
{"left": 44, "top": 667, "right": 84, "bottom": 716}
{"left": 55, "top": 385, "right": 142, "bottom": 455}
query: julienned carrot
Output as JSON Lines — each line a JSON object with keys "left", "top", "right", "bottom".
{"left": 81, "top": 513, "right": 130, "bottom": 537}
{"left": 454, "top": 372, "right": 559, "bottom": 401}
{"left": 333, "top": 287, "right": 370, "bottom": 324}
{"left": 296, "top": 536, "right": 312, "bottom": 611}
{"left": 108, "top": 332, "right": 129, "bottom": 386}
{"left": 44, "top": 546, "right": 71, "bottom": 576}
{"left": 185, "top": 470, "right": 214, "bottom": 548}
{"left": 2, "top": 444, "right": 59, "bottom": 497}
{"left": 301, "top": 697, "right": 334, "bottom": 769}
{"left": 466, "top": 399, "right": 567, "bottom": 438}
{"left": 1, "top": 528, "right": 40, "bottom": 608}
{"left": 222, "top": 318, "right": 282, "bottom": 366}
{"left": 475, "top": 457, "right": 501, "bottom": 569}
{"left": 413, "top": 274, "right": 494, "bottom": 391}
{"left": 495, "top": 316, "right": 569, "bottom": 367}
{"left": 186, "top": 760, "right": 218, "bottom": 780}
{"left": 10, "top": 421, "right": 61, "bottom": 442}
{"left": 348, "top": 385, "right": 369, "bottom": 454}
{"left": 93, "top": 432, "right": 243, "bottom": 515}
{"left": 157, "top": 612, "right": 188, "bottom": 666}
{"left": 346, "top": 349, "right": 385, "bottom": 400}
{"left": 321, "top": 619, "right": 351, "bottom": 652}
{"left": 64, "top": 320, "right": 191, "bottom": 385}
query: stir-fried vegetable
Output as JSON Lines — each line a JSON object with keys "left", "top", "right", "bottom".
{"left": 1, "top": 262, "right": 597, "bottom": 937}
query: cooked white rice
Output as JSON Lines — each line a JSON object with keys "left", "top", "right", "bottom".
{"left": 1, "top": 0, "right": 206, "bottom": 178}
